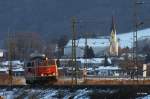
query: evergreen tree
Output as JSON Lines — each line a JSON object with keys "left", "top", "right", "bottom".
{"left": 83, "top": 45, "right": 89, "bottom": 58}
{"left": 89, "top": 47, "right": 95, "bottom": 58}
{"left": 57, "top": 34, "right": 68, "bottom": 57}
{"left": 83, "top": 46, "right": 95, "bottom": 58}
{"left": 104, "top": 55, "right": 109, "bottom": 66}
{"left": 56, "top": 59, "right": 60, "bottom": 67}
{"left": 143, "top": 44, "right": 150, "bottom": 54}
{"left": 145, "top": 53, "right": 150, "bottom": 63}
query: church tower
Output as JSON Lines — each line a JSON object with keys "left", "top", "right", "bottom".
{"left": 109, "top": 16, "right": 119, "bottom": 56}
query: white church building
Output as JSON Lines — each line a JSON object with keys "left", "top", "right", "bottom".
{"left": 64, "top": 37, "right": 110, "bottom": 58}
{"left": 64, "top": 16, "right": 119, "bottom": 58}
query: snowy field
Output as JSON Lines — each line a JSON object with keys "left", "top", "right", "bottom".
{"left": 137, "top": 95, "right": 150, "bottom": 99}
{"left": 0, "top": 88, "right": 99, "bottom": 99}
{"left": 0, "top": 88, "right": 121, "bottom": 99}
{"left": 118, "top": 28, "right": 150, "bottom": 48}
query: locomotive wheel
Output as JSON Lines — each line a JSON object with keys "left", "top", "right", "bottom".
{"left": 53, "top": 76, "right": 58, "bottom": 81}
{"left": 47, "top": 76, "right": 58, "bottom": 82}
{"left": 26, "top": 80, "right": 31, "bottom": 84}
{"left": 26, "top": 80, "right": 35, "bottom": 84}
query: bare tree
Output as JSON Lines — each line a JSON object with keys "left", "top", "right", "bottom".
{"left": 4, "top": 32, "right": 45, "bottom": 60}
{"left": 57, "top": 34, "right": 68, "bottom": 57}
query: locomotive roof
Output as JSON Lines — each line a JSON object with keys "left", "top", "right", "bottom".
{"left": 30, "top": 53, "right": 46, "bottom": 58}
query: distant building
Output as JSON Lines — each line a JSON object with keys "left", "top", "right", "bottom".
{"left": 59, "top": 58, "right": 112, "bottom": 68}
{"left": 0, "top": 49, "right": 4, "bottom": 58}
{"left": 96, "top": 66, "right": 120, "bottom": 77}
{"left": 0, "top": 67, "right": 24, "bottom": 76}
{"left": 0, "top": 49, "right": 7, "bottom": 61}
{"left": 64, "top": 38, "right": 110, "bottom": 58}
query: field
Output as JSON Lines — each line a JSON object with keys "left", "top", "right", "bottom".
{"left": 0, "top": 75, "right": 25, "bottom": 85}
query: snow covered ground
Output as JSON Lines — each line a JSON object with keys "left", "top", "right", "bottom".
{"left": 0, "top": 88, "right": 120, "bottom": 99}
{"left": 1, "top": 60, "right": 24, "bottom": 66}
{"left": 0, "top": 89, "right": 14, "bottom": 99}
{"left": 0, "top": 67, "right": 24, "bottom": 73}
{"left": 142, "top": 95, "right": 150, "bottom": 99}
{"left": 0, "top": 88, "right": 91, "bottom": 99}
{"left": 137, "top": 95, "right": 150, "bottom": 99}
{"left": 0, "top": 88, "right": 149, "bottom": 99}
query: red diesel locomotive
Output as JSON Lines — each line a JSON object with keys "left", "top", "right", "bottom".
{"left": 25, "top": 53, "right": 58, "bottom": 84}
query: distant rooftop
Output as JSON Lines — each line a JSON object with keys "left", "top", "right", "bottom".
{"left": 65, "top": 38, "right": 110, "bottom": 47}
{"left": 65, "top": 28, "right": 150, "bottom": 49}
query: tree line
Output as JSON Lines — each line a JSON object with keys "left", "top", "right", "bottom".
{"left": 3, "top": 32, "right": 69, "bottom": 61}
{"left": 3, "top": 31, "right": 97, "bottom": 61}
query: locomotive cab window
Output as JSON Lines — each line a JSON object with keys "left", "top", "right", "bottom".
{"left": 48, "top": 60, "right": 56, "bottom": 66}
{"left": 27, "top": 62, "right": 34, "bottom": 67}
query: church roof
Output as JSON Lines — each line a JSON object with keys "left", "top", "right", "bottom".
{"left": 65, "top": 38, "right": 110, "bottom": 48}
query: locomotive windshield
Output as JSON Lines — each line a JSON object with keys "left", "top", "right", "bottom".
{"left": 48, "top": 60, "right": 56, "bottom": 65}
{"left": 26, "top": 58, "right": 56, "bottom": 67}
{"left": 26, "top": 53, "right": 56, "bottom": 67}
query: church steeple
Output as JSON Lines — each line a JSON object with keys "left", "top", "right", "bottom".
{"left": 109, "top": 16, "right": 119, "bottom": 56}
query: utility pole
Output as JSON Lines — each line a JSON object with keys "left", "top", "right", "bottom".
{"left": 71, "top": 16, "right": 77, "bottom": 85}
{"left": 133, "top": 0, "right": 138, "bottom": 80}
{"left": 133, "top": 0, "right": 144, "bottom": 80}
{"left": 8, "top": 28, "right": 13, "bottom": 89}
{"left": 83, "top": 32, "right": 88, "bottom": 82}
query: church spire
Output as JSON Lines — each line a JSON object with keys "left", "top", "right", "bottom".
{"left": 109, "top": 16, "right": 118, "bottom": 56}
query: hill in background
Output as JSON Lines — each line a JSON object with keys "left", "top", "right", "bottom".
{"left": 0, "top": 0, "right": 150, "bottom": 43}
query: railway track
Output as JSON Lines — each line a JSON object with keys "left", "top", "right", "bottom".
{"left": 1, "top": 77, "right": 150, "bottom": 90}
{"left": 0, "top": 84, "right": 150, "bottom": 90}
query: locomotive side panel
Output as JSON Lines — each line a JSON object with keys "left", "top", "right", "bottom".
{"left": 25, "top": 55, "right": 58, "bottom": 84}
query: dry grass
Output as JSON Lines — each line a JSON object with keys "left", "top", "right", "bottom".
{"left": 0, "top": 75, "right": 25, "bottom": 85}
{"left": 54, "top": 79, "right": 150, "bottom": 86}
{"left": 1, "top": 74, "right": 150, "bottom": 86}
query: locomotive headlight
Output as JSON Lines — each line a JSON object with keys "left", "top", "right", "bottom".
{"left": 53, "top": 73, "right": 56, "bottom": 75}
{"left": 41, "top": 74, "right": 44, "bottom": 76}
